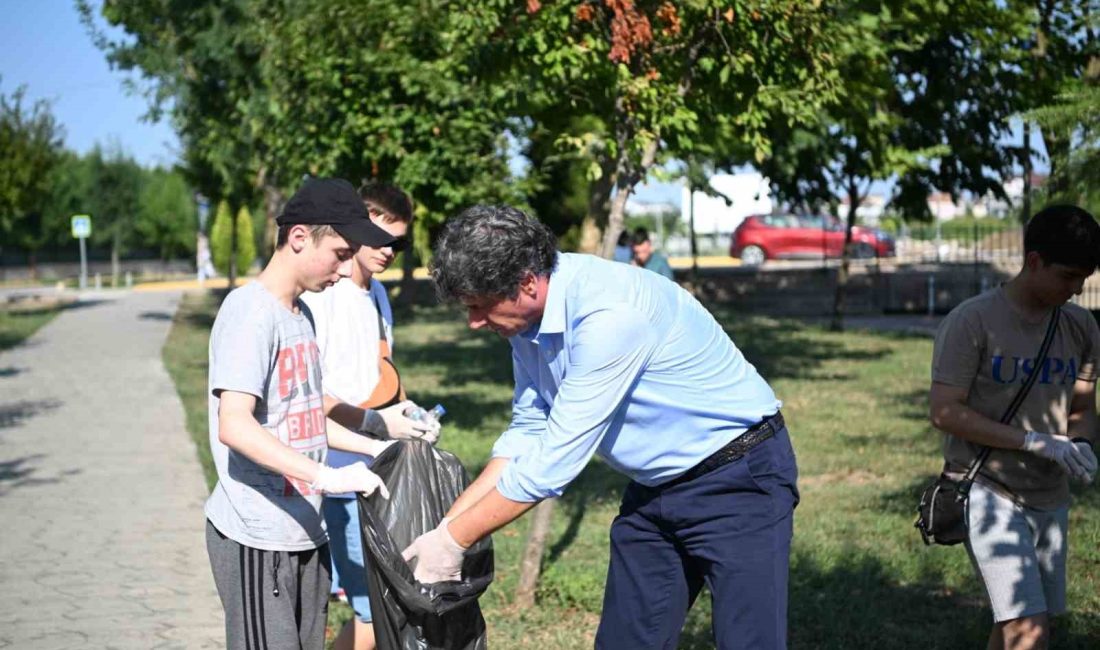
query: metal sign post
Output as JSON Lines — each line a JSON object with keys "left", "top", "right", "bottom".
{"left": 71, "top": 214, "right": 92, "bottom": 289}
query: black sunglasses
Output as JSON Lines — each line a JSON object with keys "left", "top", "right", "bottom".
{"left": 380, "top": 237, "right": 411, "bottom": 253}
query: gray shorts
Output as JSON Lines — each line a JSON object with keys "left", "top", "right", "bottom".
{"left": 206, "top": 520, "right": 332, "bottom": 650}
{"left": 964, "top": 481, "right": 1068, "bottom": 623}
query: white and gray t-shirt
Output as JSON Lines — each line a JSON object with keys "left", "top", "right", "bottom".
{"left": 204, "top": 282, "right": 329, "bottom": 551}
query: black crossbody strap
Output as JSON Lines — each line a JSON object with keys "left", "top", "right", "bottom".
{"left": 961, "top": 307, "right": 1061, "bottom": 490}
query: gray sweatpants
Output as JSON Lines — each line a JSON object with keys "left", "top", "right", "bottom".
{"left": 206, "top": 520, "right": 332, "bottom": 650}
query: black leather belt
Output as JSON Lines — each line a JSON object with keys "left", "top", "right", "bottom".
{"left": 664, "top": 412, "right": 785, "bottom": 487}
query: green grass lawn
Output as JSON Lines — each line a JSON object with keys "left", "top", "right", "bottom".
{"left": 163, "top": 291, "right": 1100, "bottom": 649}
{"left": 0, "top": 304, "right": 61, "bottom": 351}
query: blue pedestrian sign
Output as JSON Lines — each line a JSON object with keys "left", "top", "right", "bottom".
{"left": 71, "top": 214, "right": 92, "bottom": 239}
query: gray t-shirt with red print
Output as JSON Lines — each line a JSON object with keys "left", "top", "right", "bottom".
{"left": 204, "top": 281, "right": 329, "bottom": 551}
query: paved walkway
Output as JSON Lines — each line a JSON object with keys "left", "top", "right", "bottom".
{"left": 0, "top": 291, "right": 223, "bottom": 649}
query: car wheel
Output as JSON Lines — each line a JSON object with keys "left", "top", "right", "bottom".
{"left": 740, "top": 245, "right": 766, "bottom": 266}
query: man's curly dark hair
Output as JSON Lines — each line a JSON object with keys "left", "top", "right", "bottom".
{"left": 430, "top": 205, "right": 557, "bottom": 302}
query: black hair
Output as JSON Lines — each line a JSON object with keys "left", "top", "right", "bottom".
{"left": 431, "top": 205, "right": 557, "bottom": 301}
{"left": 630, "top": 227, "right": 651, "bottom": 246}
{"left": 1024, "top": 204, "right": 1100, "bottom": 271}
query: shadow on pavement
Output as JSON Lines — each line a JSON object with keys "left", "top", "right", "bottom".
{"left": 0, "top": 454, "right": 82, "bottom": 497}
{"left": 139, "top": 311, "right": 174, "bottom": 321}
{"left": 0, "top": 398, "right": 63, "bottom": 430}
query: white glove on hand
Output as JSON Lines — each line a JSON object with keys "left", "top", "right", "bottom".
{"left": 310, "top": 462, "right": 391, "bottom": 498}
{"left": 401, "top": 519, "right": 467, "bottom": 583}
{"left": 1071, "top": 440, "right": 1097, "bottom": 484}
{"left": 1022, "top": 431, "right": 1093, "bottom": 482}
{"left": 359, "top": 401, "right": 433, "bottom": 440}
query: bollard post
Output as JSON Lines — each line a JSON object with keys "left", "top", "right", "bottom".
{"left": 927, "top": 274, "right": 935, "bottom": 316}
{"left": 94, "top": 273, "right": 102, "bottom": 290}
{"left": 125, "top": 271, "right": 133, "bottom": 288}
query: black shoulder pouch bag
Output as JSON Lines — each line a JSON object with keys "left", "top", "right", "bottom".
{"left": 915, "top": 307, "right": 1060, "bottom": 546}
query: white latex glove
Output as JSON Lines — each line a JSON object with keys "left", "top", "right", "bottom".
{"left": 401, "top": 519, "right": 467, "bottom": 583}
{"left": 1022, "top": 431, "right": 1093, "bottom": 482}
{"left": 1071, "top": 440, "right": 1097, "bottom": 484}
{"left": 359, "top": 400, "right": 433, "bottom": 440}
{"left": 310, "top": 462, "right": 391, "bottom": 498}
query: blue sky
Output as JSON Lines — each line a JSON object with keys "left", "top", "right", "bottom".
{"left": 1, "top": 0, "right": 180, "bottom": 167}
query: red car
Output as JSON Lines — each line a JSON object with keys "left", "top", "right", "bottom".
{"left": 729, "top": 214, "right": 895, "bottom": 265}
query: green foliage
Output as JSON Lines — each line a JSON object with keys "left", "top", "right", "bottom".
{"left": 89, "top": 0, "right": 530, "bottom": 269}
{"left": 209, "top": 200, "right": 234, "bottom": 277}
{"left": 0, "top": 80, "right": 64, "bottom": 251}
{"left": 235, "top": 205, "right": 256, "bottom": 275}
{"left": 497, "top": 1, "right": 844, "bottom": 254}
{"left": 41, "top": 152, "right": 93, "bottom": 248}
{"left": 91, "top": 1, "right": 844, "bottom": 260}
{"left": 137, "top": 169, "right": 198, "bottom": 260}
{"left": 209, "top": 201, "right": 256, "bottom": 277}
{"left": 86, "top": 144, "right": 144, "bottom": 271}
{"left": 762, "top": 0, "right": 1031, "bottom": 222}
{"left": 1026, "top": 80, "right": 1100, "bottom": 213}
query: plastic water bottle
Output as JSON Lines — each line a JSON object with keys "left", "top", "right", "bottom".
{"left": 405, "top": 403, "right": 446, "bottom": 425}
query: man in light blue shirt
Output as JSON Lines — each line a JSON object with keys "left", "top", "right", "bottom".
{"left": 401, "top": 205, "right": 799, "bottom": 649}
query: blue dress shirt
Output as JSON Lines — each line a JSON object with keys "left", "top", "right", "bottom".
{"left": 493, "top": 253, "right": 781, "bottom": 502}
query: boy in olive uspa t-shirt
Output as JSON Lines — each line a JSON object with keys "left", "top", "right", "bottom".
{"left": 929, "top": 204, "right": 1099, "bottom": 650}
{"left": 205, "top": 178, "right": 395, "bottom": 650}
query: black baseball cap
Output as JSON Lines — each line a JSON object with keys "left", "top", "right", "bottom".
{"left": 278, "top": 177, "right": 393, "bottom": 247}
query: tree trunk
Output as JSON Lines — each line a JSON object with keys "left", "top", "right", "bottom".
{"left": 599, "top": 139, "right": 659, "bottom": 259}
{"left": 229, "top": 210, "right": 238, "bottom": 290}
{"left": 263, "top": 182, "right": 285, "bottom": 259}
{"left": 600, "top": 185, "right": 634, "bottom": 260}
{"left": 514, "top": 499, "right": 556, "bottom": 608}
{"left": 1022, "top": 121, "right": 1032, "bottom": 227}
{"left": 111, "top": 230, "right": 121, "bottom": 287}
{"left": 830, "top": 181, "right": 861, "bottom": 332}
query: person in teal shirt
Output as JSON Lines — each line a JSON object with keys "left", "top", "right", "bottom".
{"left": 631, "top": 227, "right": 674, "bottom": 280}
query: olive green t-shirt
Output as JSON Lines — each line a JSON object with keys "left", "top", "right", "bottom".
{"left": 931, "top": 287, "right": 1100, "bottom": 510}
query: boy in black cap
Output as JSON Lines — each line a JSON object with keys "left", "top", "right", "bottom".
{"left": 204, "top": 178, "right": 400, "bottom": 650}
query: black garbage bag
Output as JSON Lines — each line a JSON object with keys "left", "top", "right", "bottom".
{"left": 357, "top": 441, "right": 494, "bottom": 650}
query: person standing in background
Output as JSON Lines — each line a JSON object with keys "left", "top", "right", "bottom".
{"left": 630, "top": 227, "right": 674, "bottom": 280}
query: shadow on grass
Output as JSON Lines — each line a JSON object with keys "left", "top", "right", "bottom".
{"left": 887, "top": 387, "right": 933, "bottom": 423}
{"left": 709, "top": 309, "right": 894, "bottom": 383}
{"left": 676, "top": 552, "right": 1100, "bottom": 649}
{"left": 398, "top": 335, "right": 514, "bottom": 388}
{"left": 409, "top": 389, "right": 513, "bottom": 432}
{"left": 877, "top": 472, "right": 941, "bottom": 518}
{"left": 547, "top": 461, "right": 630, "bottom": 565}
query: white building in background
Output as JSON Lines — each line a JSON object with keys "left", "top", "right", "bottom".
{"left": 838, "top": 194, "right": 888, "bottom": 225}
{"left": 680, "top": 172, "right": 773, "bottom": 237}
{"left": 927, "top": 192, "right": 964, "bottom": 221}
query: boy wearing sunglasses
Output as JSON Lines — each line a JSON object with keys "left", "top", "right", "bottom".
{"left": 300, "top": 182, "right": 435, "bottom": 650}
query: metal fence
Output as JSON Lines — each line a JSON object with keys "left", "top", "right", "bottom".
{"left": 879, "top": 222, "right": 1100, "bottom": 311}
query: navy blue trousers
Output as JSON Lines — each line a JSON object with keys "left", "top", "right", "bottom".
{"left": 595, "top": 425, "right": 799, "bottom": 650}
